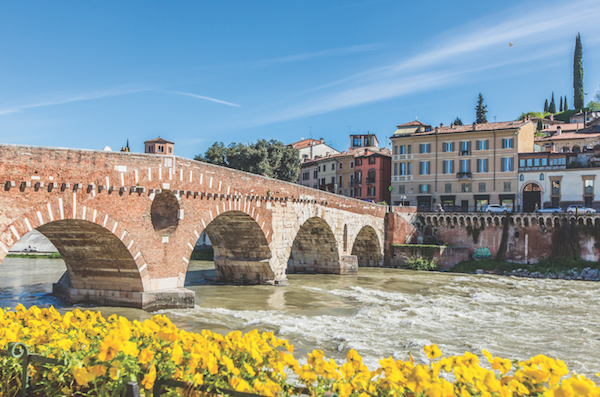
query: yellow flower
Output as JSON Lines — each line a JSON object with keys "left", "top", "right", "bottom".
{"left": 424, "top": 344, "right": 442, "bottom": 359}
{"left": 73, "top": 366, "right": 97, "bottom": 386}
{"left": 138, "top": 347, "right": 154, "bottom": 364}
{"left": 142, "top": 365, "right": 156, "bottom": 390}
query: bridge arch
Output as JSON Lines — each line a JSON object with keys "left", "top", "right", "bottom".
{"left": 287, "top": 216, "right": 341, "bottom": 274}
{"left": 351, "top": 225, "right": 382, "bottom": 267}
{"left": 200, "top": 210, "right": 274, "bottom": 284}
{"left": 0, "top": 199, "right": 150, "bottom": 305}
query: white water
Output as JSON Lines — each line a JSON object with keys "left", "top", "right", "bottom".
{"left": 2, "top": 258, "right": 600, "bottom": 379}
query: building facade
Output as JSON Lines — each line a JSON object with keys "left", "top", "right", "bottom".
{"left": 518, "top": 151, "right": 600, "bottom": 211}
{"left": 390, "top": 121, "right": 535, "bottom": 211}
{"left": 298, "top": 160, "right": 319, "bottom": 190}
{"left": 145, "top": 137, "right": 174, "bottom": 155}
{"left": 353, "top": 149, "right": 391, "bottom": 203}
{"left": 288, "top": 138, "right": 339, "bottom": 160}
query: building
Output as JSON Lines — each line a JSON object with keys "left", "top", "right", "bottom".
{"left": 317, "top": 155, "right": 338, "bottom": 192}
{"left": 353, "top": 148, "right": 391, "bottom": 203}
{"left": 570, "top": 111, "right": 600, "bottom": 125}
{"left": 536, "top": 129, "right": 600, "bottom": 153}
{"left": 298, "top": 160, "right": 319, "bottom": 190}
{"left": 390, "top": 120, "right": 535, "bottom": 211}
{"left": 518, "top": 151, "right": 600, "bottom": 210}
{"left": 394, "top": 120, "right": 432, "bottom": 136}
{"left": 288, "top": 137, "right": 339, "bottom": 161}
{"left": 350, "top": 133, "right": 379, "bottom": 149}
{"left": 335, "top": 151, "right": 357, "bottom": 196}
{"left": 145, "top": 137, "right": 174, "bottom": 155}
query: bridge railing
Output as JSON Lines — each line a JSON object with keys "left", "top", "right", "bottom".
{"left": 2, "top": 342, "right": 335, "bottom": 397}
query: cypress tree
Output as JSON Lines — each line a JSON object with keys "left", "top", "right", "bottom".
{"left": 549, "top": 92, "right": 556, "bottom": 113}
{"left": 559, "top": 96, "right": 563, "bottom": 112}
{"left": 453, "top": 117, "right": 463, "bottom": 126}
{"left": 544, "top": 99, "right": 549, "bottom": 113}
{"left": 574, "top": 33, "right": 584, "bottom": 109}
{"left": 475, "top": 93, "right": 488, "bottom": 123}
{"left": 564, "top": 97, "right": 568, "bottom": 111}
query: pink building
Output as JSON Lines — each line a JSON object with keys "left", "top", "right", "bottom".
{"left": 298, "top": 160, "right": 319, "bottom": 190}
{"left": 353, "top": 149, "right": 392, "bottom": 203}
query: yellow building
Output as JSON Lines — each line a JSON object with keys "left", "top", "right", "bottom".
{"left": 390, "top": 120, "right": 535, "bottom": 212}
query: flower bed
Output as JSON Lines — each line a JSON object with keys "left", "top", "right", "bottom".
{"left": 1, "top": 305, "right": 599, "bottom": 396}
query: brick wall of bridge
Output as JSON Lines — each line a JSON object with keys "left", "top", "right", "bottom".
{"left": 0, "top": 144, "right": 387, "bottom": 309}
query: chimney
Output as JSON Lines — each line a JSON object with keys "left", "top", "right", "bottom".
{"left": 435, "top": 127, "right": 439, "bottom": 134}
{"left": 556, "top": 126, "right": 562, "bottom": 136}
{"left": 440, "top": 123, "right": 444, "bottom": 128}
{"left": 417, "top": 126, "right": 424, "bottom": 133}
{"left": 320, "top": 138, "right": 324, "bottom": 143}
{"left": 472, "top": 123, "right": 478, "bottom": 131}
{"left": 550, "top": 114, "right": 554, "bottom": 121}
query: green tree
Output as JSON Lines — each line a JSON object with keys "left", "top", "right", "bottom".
{"left": 543, "top": 99, "right": 549, "bottom": 113}
{"left": 475, "top": 93, "right": 488, "bottom": 123}
{"left": 453, "top": 117, "right": 463, "bottom": 126}
{"left": 559, "top": 96, "right": 563, "bottom": 112}
{"left": 549, "top": 92, "right": 556, "bottom": 113}
{"left": 195, "top": 139, "right": 300, "bottom": 182}
{"left": 587, "top": 101, "right": 600, "bottom": 112}
{"left": 573, "top": 33, "right": 584, "bottom": 109}
{"left": 564, "top": 97, "right": 568, "bottom": 111}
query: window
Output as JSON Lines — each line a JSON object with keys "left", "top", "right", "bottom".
{"left": 407, "top": 145, "right": 412, "bottom": 154}
{"left": 302, "top": 172, "right": 309, "bottom": 181}
{"left": 519, "top": 159, "right": 525, "bottom": 167}
{"left": 420, "top": 161, "right": 430, "bottom": 175}
{"left": 444, "top": 142, "right": 454, "bottom": 152}
{"left": 331, "top": 164, "right": 335, "bottom": 171}
{"left": 559, "top": 157, "right": 565, "bottom": 165}
{"left": 356, "top": 187, "right": 361, "bottom": 196}
{"left": 318, "top": 166, "right": 321, "bottom": 172}
{"left": 331, "top": 176, "right": 335, "bottom": 184}
{"left": 585, "top": 179, "right": 594, "bottom": 195}
{"left": 400, "top": 145, "right": 406, "bottom": 154}
{"left": 398, "top": 185, "right": 405, "bottom": 194}
{"left": 399, "top": 163, "right": 406, "bottom": 175}
{"left": 540, "top": 173, "right": 544, "bottom": 180}
{"left": 443, "top": 160, "right": 454, "bottom": 174}
{"left": 460, "top": 159, "right": 470, "bottom": 173}
{"left": 356, "top": 159, "right": 362, "bottom": 165}
{"left": 520, "top": 174, "right": 524, "bottom": 181}
{"left": 350, "top": 161, "right": 354, "bottom": 168}
{"left": 368, "top": 157, "right": 376, "bottom": 164}
{"left": 339, "top": 162, "right": 343, "bottom": 170}
{"left": 460, "top": 141, "right": 471, "bottom": 155}
{"left": 394, "top": 146, "right": 398, "bottom": 155}
{"left": 479, "top": 183, "right": 486, "bottom": 192}
{"left": 313, "top": 170, "right": 318, "bottom": 178}
{"left": 533, "top": 158, "right": 540, "bottom": 166}
{"left": 476, "top": 140, "right": 489, "bottom": 150}
{"left": 541, "top": 158, "right": 547, "bottom": 166}
{"left": 420, "top": 143, "right": 431, "bottom": 153}
{"left": 407, "top": 162, "right": 411, "bottom": 175}
{"left": 419, "top": 184, "right": 430, "bottom": 193}
{"left": 461, "top": 183, "right": 472, "bottom": 193}
{"left": 321, "top": 178, "right": 326, "bottom": 185}
{"left": 552, "top": 180, "right": 560, "bottom": 195}
{"left": 394, "top": 163, "right": 398, "bottom": 176}
{"left": 367, "top": 168, "right": 376, "bottom": 183}
{"left": 504, "top": 182, "right": 511, "bottom": 192}
{"left": 354, "top": 170, "right": 362, "bottom": 184}
{"left": 368, "top": 186, "right": 376, "bottom": 196}
{"left": 526, "top": 159, "right": 532, "bottom": 167}
{"left": 477, "top": 158, "right": 488, "bottom": 173}
{"left": 501, "top": 157, "right": 514, "bottom": 171}
{"left": 353, "top": 137, "right": 362, "bottom": 147}
{"left": 502, "top": 138, "right": 514, "bottom": 149}
{"left": 445, "top": 183, "right": 452, "bottom": 193}
{"left": 339, "top": 175, "right": 343, "bottom": 186}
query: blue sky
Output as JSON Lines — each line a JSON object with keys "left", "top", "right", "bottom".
{"left": 1, "top": 0, "right": 600, "bottom": 159}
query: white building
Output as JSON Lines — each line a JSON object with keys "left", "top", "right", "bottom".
{"left": 288, "top": 138, "right": 339, "bottom": 161}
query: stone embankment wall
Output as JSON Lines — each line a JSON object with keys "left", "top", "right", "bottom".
{"left": 418, "top": 213, "right": 600, "bottom": 264}
{"left": 387, "top": 245, "right": 469, "bottom": 269}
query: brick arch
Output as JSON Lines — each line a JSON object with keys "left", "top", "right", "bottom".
{"left": 0, "top": 199, "right": 150, "bottom": 292}
{"left": 287, "top": 216, "right": 341, "bottom": 274}
{"left": 351, "top": 225, "right": 383, "bottom": 267}
{"left": 197, "top": 210, "right": 274, "bottom": 284}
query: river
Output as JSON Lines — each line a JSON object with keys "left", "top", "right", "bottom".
{"left": 1, "top": 257, "right": 599, "bottom": 379}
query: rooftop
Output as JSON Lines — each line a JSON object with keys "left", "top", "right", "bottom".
{"left": 144, "top": 137, "right": 174, "bottom": 144}
{"left": 288, "top": 138, "right": 326, "bottom": 149}
{"left": 393, "top": 120, "right": 530, "bottom": 138}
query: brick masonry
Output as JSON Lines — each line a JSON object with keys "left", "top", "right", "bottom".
{"left": 0, "top": 144, "right": 388, "bottom": 310}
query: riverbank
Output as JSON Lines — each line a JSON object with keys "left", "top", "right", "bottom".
{"left": 448, "top": 258, "right": 600, "bottom": 281}
{"left": 5, "top": 252, "right": 61, "bottom": 259}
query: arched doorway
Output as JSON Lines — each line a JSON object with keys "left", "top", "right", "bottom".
{"left": 522, "top": 183, "right": 542, "bottom": 212}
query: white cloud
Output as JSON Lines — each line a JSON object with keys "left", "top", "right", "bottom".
{"left": 168, "top": 91, "right": 241, "bottom": 107}
{"left": 250, "top": 0, "right": 600, "bottom": 126}
{"left": 249, "top": 43, "right": 384, "bottom": 67}
{"left": 0, "top": 87, "right": 148, "bottom": 116}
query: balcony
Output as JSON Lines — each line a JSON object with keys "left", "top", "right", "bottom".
{"left": 456, "top": 172, "right": 472, "bottom": 180}
{"left": 460, "top": 150, "right": 471, "bottom": 156}
{"left": 365, "top": 177, "right": 376, "bottom": 184}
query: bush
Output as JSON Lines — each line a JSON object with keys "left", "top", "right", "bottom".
{"left": 404, "top": 256, "right": 438, "bottom": 271}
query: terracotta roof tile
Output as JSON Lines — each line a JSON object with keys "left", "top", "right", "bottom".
{"left": 145, "top": 137, "right": 174, "bottom": 144}
{"left": 394, "top": 120, "right": 529, "bottom": 138}
{"left": 396, "top": 120, "right": 431, "bottom": 128}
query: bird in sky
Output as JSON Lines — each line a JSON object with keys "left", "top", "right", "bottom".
{"left": 508, "top": 42, "right": 514, "bottom": 47}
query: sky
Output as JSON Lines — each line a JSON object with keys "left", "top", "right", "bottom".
{"left": 1, "top": 0, "right": 600, "bottom": 159}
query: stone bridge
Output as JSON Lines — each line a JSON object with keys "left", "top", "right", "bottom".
{"left": 0, "top": 144, "right": 387, "bottom": 310}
